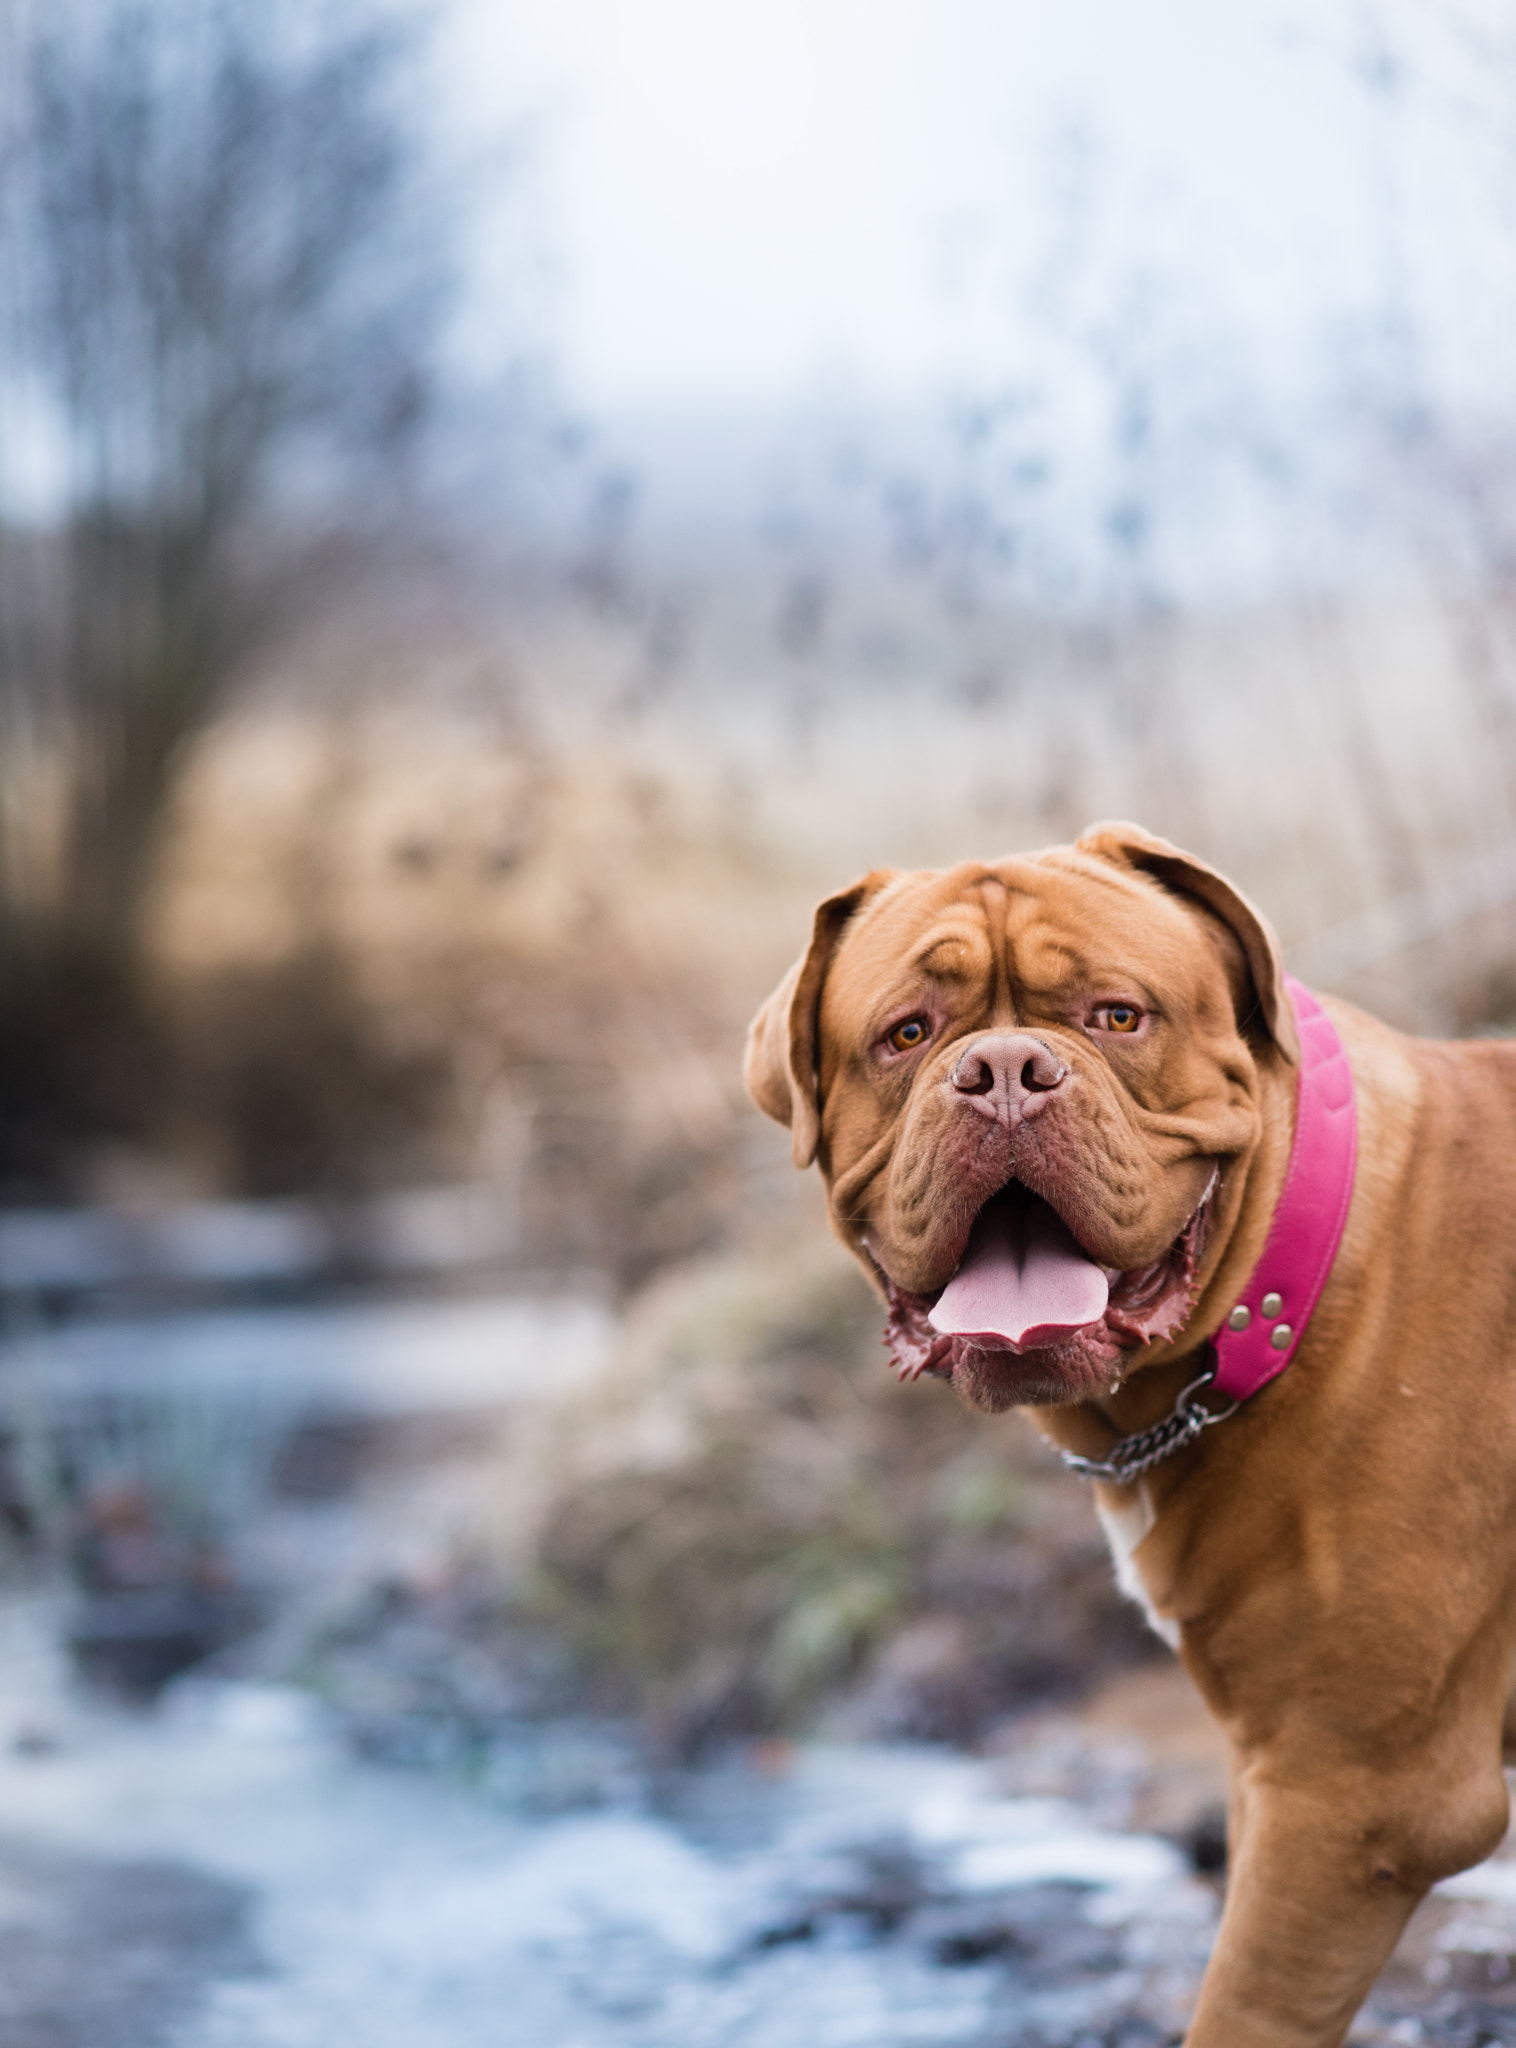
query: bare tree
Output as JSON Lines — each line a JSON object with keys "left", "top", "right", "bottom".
{"left": 0, "top": 0, "right": 446, "bottom": 978}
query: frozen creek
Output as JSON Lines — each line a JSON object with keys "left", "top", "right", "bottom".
{"left": 0, "top": 1616, "right": 1515, "bottom": 2048}
{"left": 0, "top": 1604, "right": 1208, "bottom": 2048}
{"left": 3, "top": 1290, "right": 1516, "bottom": 2044}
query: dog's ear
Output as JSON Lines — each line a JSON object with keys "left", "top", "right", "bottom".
{"left": 1075, "top": 821, "right": 1300, "bottom": 1065}
{"left": 745, "top": 871, "right": 896, "bottom": 1167}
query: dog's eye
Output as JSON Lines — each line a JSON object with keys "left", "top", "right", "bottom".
{"left": 1097, "top": 1003, "right": 1143, "bottom": 1034}
{"left": 886, "top": 1017, "right": 930, "bottom": 1053}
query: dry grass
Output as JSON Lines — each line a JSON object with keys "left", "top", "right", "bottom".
{"left": 127, "top": 685, "right": 815, "bottom": 1273}
{"left": 80, "top": 579, "right": 1514, "bottom": 1249}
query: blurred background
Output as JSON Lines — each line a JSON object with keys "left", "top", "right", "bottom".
{"left": 3, "top": 1, "right": 1516, "bottom": 2041}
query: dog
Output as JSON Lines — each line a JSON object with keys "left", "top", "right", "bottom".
{"left": 744, "top": 820, "right": 1516, "bottom": 2048}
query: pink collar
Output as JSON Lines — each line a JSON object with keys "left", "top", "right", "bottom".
{"left": 1208, "top": 975, "right": 1358, "bottom": 1404}
{"left": 1060, "top": 977, "right": 1357, "bottom": 1483}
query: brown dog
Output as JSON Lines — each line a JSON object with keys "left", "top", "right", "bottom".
{"left": 745, "top": 821, "right": 1516, "bottom": 2048}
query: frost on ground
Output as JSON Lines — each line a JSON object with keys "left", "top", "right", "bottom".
{"left": 0, "top": 1618, "right": 1511, "bottom": 2048}
{"left": 0, "top": 1713, "right": 1213, "bottom": 2048}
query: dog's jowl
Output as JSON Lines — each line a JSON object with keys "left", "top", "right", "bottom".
{"left": 746, "top": 820, "right": 1516, "bottom": 2048}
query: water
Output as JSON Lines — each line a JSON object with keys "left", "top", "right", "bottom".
{"left": 0, "top": 1624, "right": 1217, "bottom": 2048}
{"left": 0, "top": 1292, "right": 614, "bottom": 1417}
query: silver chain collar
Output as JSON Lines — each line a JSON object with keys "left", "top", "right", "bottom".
{"left": 1058, "top": 1352, "right": 1238, "bottom": 1484}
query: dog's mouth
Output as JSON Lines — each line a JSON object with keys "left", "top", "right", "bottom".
{"left": 882, "top": 1173, "right": 1217, "bottom": 1393}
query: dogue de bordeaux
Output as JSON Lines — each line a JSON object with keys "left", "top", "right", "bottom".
{"left": 744, "top": 820, "right": 1516, "bottom": 2048}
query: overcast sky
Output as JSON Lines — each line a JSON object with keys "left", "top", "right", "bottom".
{"left": 440, "top": 0, "right": 1516, "bottom": 424}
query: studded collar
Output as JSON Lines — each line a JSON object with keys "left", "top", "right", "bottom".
{"left": 1060, "top": 976, "right": 1358, "bottom": 1484}
{"left": 1208, "top": 976, "right": 1358, "bottom": 1403}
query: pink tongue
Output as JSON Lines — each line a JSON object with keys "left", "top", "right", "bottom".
{"left": 928, "top": 1202, "right": 1110, "bottom": 1350}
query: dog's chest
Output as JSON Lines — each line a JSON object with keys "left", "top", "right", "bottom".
{"left": 1094, "top": 1485, "right": 1181, "bottom": 1650}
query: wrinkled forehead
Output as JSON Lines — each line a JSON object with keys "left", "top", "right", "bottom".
{"left": 827, "top": 853, "right": 1213, "bottom": 1007}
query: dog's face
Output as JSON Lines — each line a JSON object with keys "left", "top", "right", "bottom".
{"left": 746, "top": 823, "right": 1299, "bottom": 1414}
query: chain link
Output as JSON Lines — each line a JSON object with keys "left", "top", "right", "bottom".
{"left": 1058, "top": 1354, "right": 1238, "bottom": 1484}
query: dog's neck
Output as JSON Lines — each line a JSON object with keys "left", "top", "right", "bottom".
{"left": 1038, "top": 983, "right": 1348, "bottom": 1462}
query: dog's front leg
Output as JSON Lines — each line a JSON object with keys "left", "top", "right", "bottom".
{"left": 1184, "top": 1777, "right": 1422, "bottom": 2047}
{"left": 1184, "top": 1750, "right": 1509, "bottom": 2048}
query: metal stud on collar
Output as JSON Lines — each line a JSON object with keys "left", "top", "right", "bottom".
{"left": 1058, "top": 1356, "right": 1238, "bottom": 1485}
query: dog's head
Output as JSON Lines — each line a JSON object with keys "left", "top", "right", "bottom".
{"left": 746, "top": 823, "right": 1298, "bottom": 1413}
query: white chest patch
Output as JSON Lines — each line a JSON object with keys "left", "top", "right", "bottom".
{"left": 1095, "top": 1483, "right": 1181, "bottom": 1651}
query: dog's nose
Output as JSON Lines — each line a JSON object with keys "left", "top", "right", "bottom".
{"left": 950, "top": 1033, "right": 1068, "bottom": 1119}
